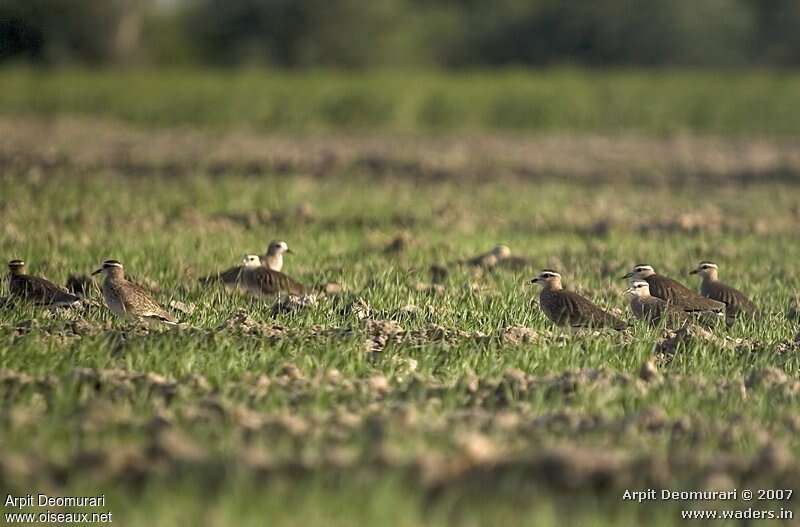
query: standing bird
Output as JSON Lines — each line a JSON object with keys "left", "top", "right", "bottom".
{"left": 92, "top": 260, "right": 177, "bottom": 324}
{"left": 622, "top": 264, "right": 724, "bottom": 313}
{"left": 625, "top": 280, "right": 686, "bottom": 326}
{"left": 531, "top": 269, "right": 627, "bottom": 330}
{"left": 199, "top": 240, "right": 292, "bottom": 288}
{"left": 7, "top": 259, "right": 81, "bottom": 307}
{"left": 690, "top": 261, "right": 757, "bottom": 319}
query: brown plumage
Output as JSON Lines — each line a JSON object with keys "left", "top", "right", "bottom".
{"left": 532, "top": 270, "right": 627, "bottom": 330}
{"left": 625, "top": 280, "right": 687, "bottom": 327}
{"left": 198, "top": 254, "right": 260, "bottom": 291}
{"left": 199, "top": 266, "right": 247, "bottom": 287}
{"left": 93, "top": 260, "right": 177, "bottom": 324}
{"left": 622, "top": 264, "right": 724, "bottom": 313}
{"left": 7, "top": 260, "right": 80, "bottom": 307}
{"left": 241, "top": 267, "right": 307, "bottom": 298}
{"left": 690, "top": 261, "right": 757, "bottom": 318}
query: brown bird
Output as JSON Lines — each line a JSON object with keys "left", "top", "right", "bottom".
{"left": 531, "top": 269, "right": 627, "bottom": 330}
{"left": 241, "top": 265, "right": 307, "bottom": 298}
{"left": 199, "top": 240, "right": 292, "bottom": 288}
{"left": 7, "top": 259, "right": 81, "bottom": 307}
{"left": 625, "top": 280, "right": 687, "bottom": 327}
{"left": 92, "top": 260, "right": 177, "bottom": 324}
{"left": 463, "top": 244, "right": 511, "bottom": 268}
{"left": 690, "top": 261, "right": 757, "bottom": 319}
{"left": 622, "top": 264, "right": 724, "bottom": 313}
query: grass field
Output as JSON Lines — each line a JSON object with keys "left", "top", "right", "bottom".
{"left": 1, "top": 98, "right": 800, "bottom": 525}
{"left": 4, "top": 68, "right": 800, "bottom": 135}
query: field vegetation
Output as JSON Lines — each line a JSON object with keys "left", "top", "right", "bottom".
{"left": 1, "top": 107, "right": 799, "bottom": 525}
{"left": 4, "top": 69, "right": 800, "bottom": 135}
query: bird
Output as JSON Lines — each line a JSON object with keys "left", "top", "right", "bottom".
{"left": 622, "top": 264, "right": 724, "bottom": 313}
{"left": 92, "top": 260, "right": 177, "bottom": 324}
{"left": 531, "top": 269, "right": 627, "bottom": 330}
{"left": 463, "top": 244, "right": 511, "bottom": 268}
{"left": 240, "top": 264, "right": 308, "bottom": 298}
{"left": 689, "top": 261, "right": 757, "bottom": 318}
{"left": 625, "top": 279, "right": 686, "bottom": 326}
{"left": 6, "top": 259, "right": 81, "bottom": 307}
{"left": 241, "top": 254, "right": 264, "bottom": 270}
{"left": 198, "top": 240, "right": 292, "bottom": 288}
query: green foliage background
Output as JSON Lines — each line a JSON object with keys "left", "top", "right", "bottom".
{"left": 3, "top": 68, "right": 800, "bottom": 135}
{"left": 3, "top": 0, "right": 800, "bottom": 68}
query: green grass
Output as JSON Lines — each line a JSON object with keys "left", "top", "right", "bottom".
{"left": 3, "top": 68, "right": 800, "bottom": 135}
{"left": 1, "top": 117, "right": 800, "bottom": 525}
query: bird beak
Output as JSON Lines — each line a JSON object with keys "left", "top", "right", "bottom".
{"left": 623, "top": 287, "right": 634, "bottom": 295}
{"left": 91, "top": 268, "right": 103, "bottom": 276}
{"left": 285, "top": 249, "right": 294, "bottom": 255}
{"left": 530, "top": 278, "right": 539, "bottom": 284}
{"left": 621, "top": 272, "right": 633, "bottom": 279}
{"left": 689, "top": 269, "right": 698, "bottom": 275}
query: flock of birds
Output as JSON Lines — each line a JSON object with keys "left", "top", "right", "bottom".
{"left": 5, "top": 239, "right": 757, "bottom": 331}
{"left": 6, "top": 240, "right": 304, "bottom": 325}
{"left": 531, "top": 262, "right": 755, "bottom": 331}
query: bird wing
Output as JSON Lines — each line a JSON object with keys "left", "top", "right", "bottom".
{"left": 644, "top": 297, "right": 688, "bottom": 326}
{"left": 122, "top": 282, "right": 176, "bottom": 323}
{"left": 706, "top": 282, "right": 757, "bottom": 316}
{"left": 649, "top": 276, "right": 724, "bottom": 312}
{"left": 647, "top": 275, "right": 693, "bottom": 301}
{"left": 198, "top": 265, "right": 244, "bottom": 285}
{"left": 248, "top": 268, "right": 307, "bottom": 296}
{"left": 16, "top": 275, "right": 80, "bottom": 305}
{"left": 632, "top": 297, "right": 662, "bottom": 322}
{"left": 555, "top": 291, "right": 627, "bottom": 330}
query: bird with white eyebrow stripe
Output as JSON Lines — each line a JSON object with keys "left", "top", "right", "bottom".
{"left": 531, "top": 269, "right": 627, "bottom": 330}
{"left": 622, "top": 264, "right": 724, "bottom": 313}
{"left": 625, "top": 279, "right": 686, "bottom": 327}
{"left": 690, "top": 261, "right": 757, "bottom": 319}
{"left": 92, "top": 260, "right": 177, "bottom": 324}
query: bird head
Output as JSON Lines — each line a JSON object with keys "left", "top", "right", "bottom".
{"left": 622, "top": 264, "right": 655, "bottom": 280}
{"left": 492, "top": 244, "right": 511, "bottom": 259}
{"left": 8, "top": 259, "right": 26, "bottom": 275}
{"left": 690, "top": 261, "right": 718, "bottom": 280}
{"left": 242, "top": 254, "right": 262, "bottom": 268}
{"left": 267, "top": 240, "right": 292, "bottom": 256}
{"left": 530, "top": 269, "right": 562, "bottom": 290}
{"left": 92, "top": 259, "right": 124, "bottom": 278}
{"left": 625, "top": 280, "right": 651, "bottom": 297}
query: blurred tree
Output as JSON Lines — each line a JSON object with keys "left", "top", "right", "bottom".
{"left": 748, "top": 0, "right": 800, "bottom": 65}
{"left": 452, "top": 0, "right": 754, "bottom": 67}
{"left": 184, "top": 0, "right": 416, "bottom": 68}
{"left": 3, "top": 0, "right": 800, "bottom": 68}
{"left": 0, "top": 0, "right": 144, "bottom": 64}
